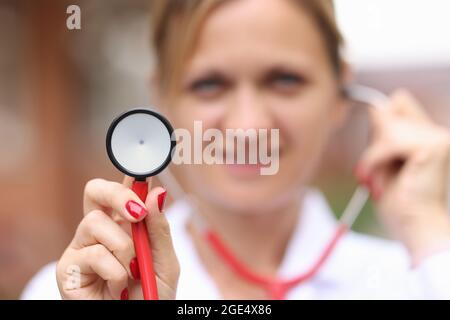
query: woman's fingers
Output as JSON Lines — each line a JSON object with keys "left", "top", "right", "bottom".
{"left": 81, "top": 245, "right": 128, "bottom": 299}
{"left": 368, "top": 90, "right": 429, "bottom": 138}
{"left": 144, "top": 186, "right": 180, "bottom": 287}
{"left": 57, "top": 244, "right": 128, "bottom": 300}
{"left": 79, "top": 177, "right": 179, "bottom": 299}
{"left": 71, "top": 210, "right": 136, "bottom": 279}
{"left": 84, "top": 178, "right": 148, "bottom": 222}
{"left": 390, "top": 89, "right": 430, "bottom": 122}
{"left": 122, "top": 175, "right": 140, "bottom": 188}
{"left": 60, "top": 176, "right": 179, "bottom": 300}
{"left": 353, "top": 89, "right": 450, "bottom": 263}
{"left": 361, "top": 90, "right": 428, "bottom": 175}
{"left": 358, "top": 89, "right": 449, "bottom": 195}
{"left": 358, "top": 141, "right": 406, "bottom": 179}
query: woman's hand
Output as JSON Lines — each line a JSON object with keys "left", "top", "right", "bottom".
{"left": 56, "top": 177, "right": 180, "bottom": 299}
{"left": 356, "top": 90, "right": 450, "bottom": 265}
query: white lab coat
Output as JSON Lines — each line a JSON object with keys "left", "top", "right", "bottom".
{"left": 21, "top": 190, "right": 450, "bottom": 299}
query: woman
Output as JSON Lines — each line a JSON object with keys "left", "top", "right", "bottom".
{"left": 22, "top": 0, "right": 450, "bottom": 299}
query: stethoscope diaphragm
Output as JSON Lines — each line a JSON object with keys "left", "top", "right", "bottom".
{"left": 106, "top": 108, "right": 176, "bottom": 180}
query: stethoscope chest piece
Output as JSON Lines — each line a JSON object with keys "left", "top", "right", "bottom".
{"left": 106, "top": 108, "right": 176, "bottom": 180}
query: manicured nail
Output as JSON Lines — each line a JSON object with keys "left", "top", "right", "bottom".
{"left": 158, "top": 190, "right": 167, "bottom": 213}
{"left": 371, "top": 180, "right": 383, "bottom": 201}
{"left": 129, "top": 257, "right": 140, "bottom": 280}
{"left": 364, "top": 175, "right": 373, "bottom": 189}
{"left": 121, "top": 288, "right": 128, "bottom": 300}
{"left": 354, "top": 164, "right": 369, "bottom": 185}
{"left": 126, "top": 200, "right": 148, "bottom": 219}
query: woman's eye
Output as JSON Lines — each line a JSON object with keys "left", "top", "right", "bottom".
{"left": 189, "top": 78, "right": 225, "bottom": 98}
{"left": 269, "top": 72, "right": 304, "bottom": 92}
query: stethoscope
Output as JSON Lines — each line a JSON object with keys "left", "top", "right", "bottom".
{"left": 106, "top": 84, "right": 389, "bottom": 300}
{"left": 106, "top": 109, "right": 176, "bottom": 300}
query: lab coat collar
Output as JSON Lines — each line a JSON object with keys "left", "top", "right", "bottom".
{"left": 166, "top": 189, "right": 340, "bottom": 299}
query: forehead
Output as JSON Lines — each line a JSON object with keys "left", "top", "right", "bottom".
{"left": 186, "top": 0, "right": 329, "bottom": 72}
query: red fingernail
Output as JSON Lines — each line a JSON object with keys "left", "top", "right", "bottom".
{"left": 130, "top": 257, "right": 140, "bottom": 280}
{"left": 365, "top": 175, "right": 373, "bottom": 189}
{"left": 371, "top": 181, "right": 383, "bottom": 201}
{"left": 126, "top": 200, "right": 148, "bottom": 219}
{"left": 158, "top": 190, "right": 167, "bottom": 213}
{"left": 121, "top": 288, "right": 128, "bottom": 300}
{"left": 354, "top": 165, "right": 369, "bottom": 185}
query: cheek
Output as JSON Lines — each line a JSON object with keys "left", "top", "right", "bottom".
{"left": 286, "top": 109, "right": 333, "bottom": 148}
{"left": 274, "top": 95, "right": 337, "bottom": 176}
{"left": 170, "top": 94, "right": 225, "bottom": 122}
{"left": 167, "top": 96, "right": 225, "bottom": 179}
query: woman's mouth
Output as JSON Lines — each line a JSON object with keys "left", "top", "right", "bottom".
{"left": 224, "top": 163, "right": 266, "bottom": 177}
{"left": 221, "top": 148, "right": 284, "bottom": 178}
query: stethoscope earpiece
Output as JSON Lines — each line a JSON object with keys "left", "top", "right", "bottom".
{"left": 344, "top": 84, "right": 389, "bottom": 107}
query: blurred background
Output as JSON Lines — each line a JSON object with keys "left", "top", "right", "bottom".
{"left": 0, "top": 0, "right": 449, "bottom": 299}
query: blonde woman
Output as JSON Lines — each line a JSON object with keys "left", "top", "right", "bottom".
{"left": 23, "top": 0, "right": 450, "bottom": 300}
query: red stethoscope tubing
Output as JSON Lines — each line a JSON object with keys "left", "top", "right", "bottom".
{"left": 131, "top": 180, "right": 159, "bottom": 300}
{"left": 205, "top": 224, "right": 348, "bottom": 300}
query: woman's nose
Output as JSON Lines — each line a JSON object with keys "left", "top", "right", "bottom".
{"left": 222, "top": 84, "right": 274, "bottom": 131}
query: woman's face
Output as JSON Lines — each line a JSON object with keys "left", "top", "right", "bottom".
{"left": 164, "top": 0, "right": 347, "bottom": 214}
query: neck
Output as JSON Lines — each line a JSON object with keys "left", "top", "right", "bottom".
{"left": 188, "top": 194, "right": 302, "bottom": 276}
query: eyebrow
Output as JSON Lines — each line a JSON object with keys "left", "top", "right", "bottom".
{"left": 182, "top": 69, "right": 232, "bottom": 87}
{"left": 182, "top": 56, "right": 315, "bottom": 87}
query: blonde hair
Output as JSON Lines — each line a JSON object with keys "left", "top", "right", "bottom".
{"left": 150, "top": 0, "right": 344, "bottom": 95}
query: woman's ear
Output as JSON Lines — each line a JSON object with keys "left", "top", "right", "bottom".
{"left": 332, "top": 61, "right": 354, "bottom": 130}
